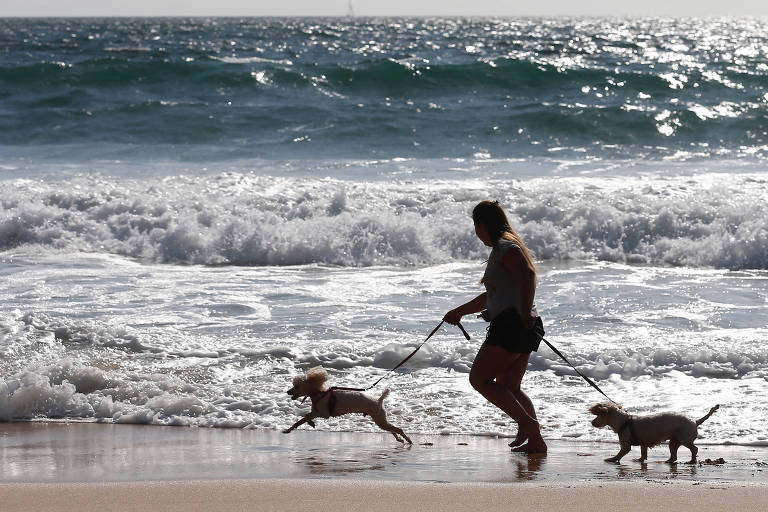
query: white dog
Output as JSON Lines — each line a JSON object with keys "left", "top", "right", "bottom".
{"left": 589, "top": 402, "right": 719, "bottom": 463}
{"left": 283, "top": 365, "right": 412, "bottom": 444}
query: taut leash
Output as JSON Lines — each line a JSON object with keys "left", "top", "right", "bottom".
{"left": 330, "top": 319, "right": 618, "bottom": 405}
{"left": 536, "top": 334, "right": 619, "bottom": 405}
{"left": 331, "top": 320, "right": 470, "bottom": 393}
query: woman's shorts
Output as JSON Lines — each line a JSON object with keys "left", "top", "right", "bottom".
{"left": 483, "top": 308, "right": 544, "bottom": 354}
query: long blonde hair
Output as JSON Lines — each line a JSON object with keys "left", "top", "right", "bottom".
{"left": 472, "top": 200, "right": 537, "bottom": 277}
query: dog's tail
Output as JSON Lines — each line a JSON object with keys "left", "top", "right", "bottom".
{"left": 378, "top": 388, "right": 390, "bottom": 404}
{"left": 696, "top": 404, "right": 720, "bottom": 426}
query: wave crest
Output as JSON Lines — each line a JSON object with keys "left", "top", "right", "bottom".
{"left": 2, "top": 173, "right": 767, "bottom": 269}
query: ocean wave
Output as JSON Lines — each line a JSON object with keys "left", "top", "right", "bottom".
{"left": 2, "top": 172, "right": 767, "bottom": 270}
{"left": 0, "top": 340, "right": 764, "bottom": 430}
{"left": 0, "top": 58, "right": 257, "bottom": 89}
{"left": 3, "top": 54, "right": 761, "bottom": 96}
{"left": 0, "top": 361, "right": 246, "bottom": 426}
{"left": 3, "top": 15, "right": 768, "bottom": 159}
{"left": 7, "top": 307, "right": 766, "bottom": 383}
{"left": 1, "top": 301, "right": 764, "bottom": 442}
{"left": 0, "top": 324, "right": 768, "bottom": 432}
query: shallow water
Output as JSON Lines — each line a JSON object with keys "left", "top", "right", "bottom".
{"left": 1, "top": 247, "right": 765, "bottom": 444}
{"left": 0, "top": 424, "right": 765, "bottom": 484}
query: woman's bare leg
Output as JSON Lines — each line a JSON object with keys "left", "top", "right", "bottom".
{"left": 497, "top": 354, "right": 537, "bottom": 447}
{"left": 470, "top": 345, "right": 546, "bottom": 453}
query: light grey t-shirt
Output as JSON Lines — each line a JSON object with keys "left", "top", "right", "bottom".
{"left": 482, "top": 239, "right": 536, "bottom": 321}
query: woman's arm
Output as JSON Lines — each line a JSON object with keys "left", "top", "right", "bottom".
{"left": 501, "top": 247, "right": 536, "bottom": 328}
{"left": 443, "top": 292, "right": 487, "bottom": 325}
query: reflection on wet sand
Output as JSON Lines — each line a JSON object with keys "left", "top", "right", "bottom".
{"left": 0, "top": 423, "right": 764, "bottom": 484}
{"left": 614, "top": 459, "right": 699, "bottom": 480}
{"left": 296, "top": 447, "right": 406, "bottom": 475}
{"left": 510, "top": 453, "right": 546, "bottom": 480}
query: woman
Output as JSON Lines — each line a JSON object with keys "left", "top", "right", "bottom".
{"left": 443, "top": 200, "right": 547, "bottom": 454}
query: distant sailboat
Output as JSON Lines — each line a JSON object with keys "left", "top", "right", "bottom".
{"left": 346, "top": 0, "right": 355, "bottom": 17}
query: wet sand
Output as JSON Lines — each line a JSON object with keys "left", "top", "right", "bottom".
{"left": 1, "top": 422, "right": 766, "bottom": 483}
{"left": 0, "top": 422, "right": 766, "bottom": 511}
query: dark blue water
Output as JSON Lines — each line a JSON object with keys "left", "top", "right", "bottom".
{"left": 3, "top": 17, "right": 768, "bottom": 163}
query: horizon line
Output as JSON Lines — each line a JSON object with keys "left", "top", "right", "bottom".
{"left": 2, "top": 13, "right": 767, "bottom": 19}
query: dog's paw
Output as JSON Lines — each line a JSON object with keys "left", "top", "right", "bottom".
{"left": 282, "top": 429, "right": 291, "bottom": 434}
{"left": 605, "top": 457, "right": 620, "bottom": 463}
{"left": 307, "top": 420, "right": 316, "bottom": 428}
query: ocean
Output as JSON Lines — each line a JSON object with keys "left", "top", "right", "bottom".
{"left": 1, "top": 17, "right": 766, "bottom": 446}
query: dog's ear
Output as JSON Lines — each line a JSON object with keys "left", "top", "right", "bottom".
{"left": 589, "top": 402, "right": 624, "bottom": 415}
{"left": 589, "top": 403, "right": 614, "bottom": 415}
{"left": 306, "top": 365, "right": 329, "bottom": 386}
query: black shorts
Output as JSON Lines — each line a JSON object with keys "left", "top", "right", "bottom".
{"left": 483, "top": 308, "right": 544, "bottom": 354}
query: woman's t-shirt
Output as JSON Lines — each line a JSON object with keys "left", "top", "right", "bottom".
{"left": 482, "top": 239, "right": 535, "bottom": 321}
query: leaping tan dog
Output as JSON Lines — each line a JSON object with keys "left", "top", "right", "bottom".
{"left": 589, "top": 402, "right": 719, "bottom": 463}
{"left": 283, "top": 365, "right": 413, "bottom": 444}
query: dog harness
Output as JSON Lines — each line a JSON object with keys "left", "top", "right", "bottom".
{"left": 326, "top": 389, "right": 337, "bottom": 416}
{"left": 618, "top": 417, "right": 641, "bottom": 446}
{"left": 309, "top": 389, "right": 337, "bottom": 416}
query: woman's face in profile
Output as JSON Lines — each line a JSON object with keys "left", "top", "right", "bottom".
{"left": 474, "top": 221, "right": 493, "bottom": 247}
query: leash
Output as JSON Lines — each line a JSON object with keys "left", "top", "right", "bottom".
{"left": 331, "top": 320, "right": 470, "bottom": 393}
{"left": 536, "top": 333, "right": 619, "bottom": 405}
{"left": 330, "top": 317, "right": 619, "bottom": 405}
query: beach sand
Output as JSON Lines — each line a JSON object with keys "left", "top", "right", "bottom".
{"left": 4, "top": 479, "right": 768, "bottom": 512}
{"left": 1, "top": 422, "right": 766, "bottom": 511}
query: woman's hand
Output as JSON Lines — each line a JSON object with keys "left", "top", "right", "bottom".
{"left": 443, "top": 308, "right": 463, "bottom": 325}
{"left": 444, "top": 294, "right": 486, "bottom": 326}
{"left": 522, "top": 310, "right": 536, "bottom": 329}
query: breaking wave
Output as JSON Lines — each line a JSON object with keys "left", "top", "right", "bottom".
{"left": 2, "top": 172, "right": 767, "bottom": 270}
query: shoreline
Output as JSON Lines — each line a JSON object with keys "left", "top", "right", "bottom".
{"left": 1, "top": 422, "right": 765, "bottom": 485}
{"left": 1, "top": 419, "right": 767, "bottom": 512}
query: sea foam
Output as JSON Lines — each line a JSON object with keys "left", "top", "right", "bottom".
{"left": 2, "top": 171, "right": 767, "bottom": 270}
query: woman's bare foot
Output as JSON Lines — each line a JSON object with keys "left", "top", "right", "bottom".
{"left": 511, "top": 438, "right": 547, "bottom": 454}
{"left": 510, "top": 424, "right": 547, "bottom": 454}
{"left": 508, "top": 430, "right": 527, "bottom": 448}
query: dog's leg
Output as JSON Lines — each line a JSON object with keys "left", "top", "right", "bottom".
{"left": 606, "top": 443, "right": 631, "bottom": 463}
{"left": 683, "top": 441, "right": 698, "bottom": 464}
{"left": 390, "top": 425, "right": 412, "bottom": 445}
{"left": 283, "top": 414, "right": 317, "bottom": 434}
{"left": 665, "top": 439, "right": 680, "bottom": 463}
{"left": 383, "top": 423, "right": 412, "bottom": 444}
{"left": 370, "top": 412, "right": 413, "bottom": 444}
{"left": 634, "top": 445, "right": 648, "bottom": 463}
